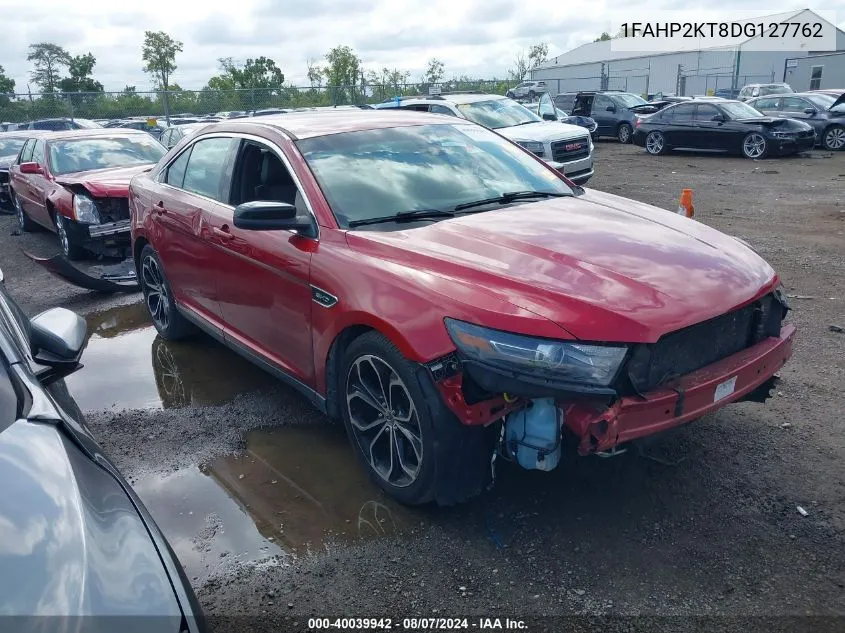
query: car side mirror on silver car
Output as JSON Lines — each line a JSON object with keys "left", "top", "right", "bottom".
{"left": 29, "top": 308, "right": 87, "bottom": 366}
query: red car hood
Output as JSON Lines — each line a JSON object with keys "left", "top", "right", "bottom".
{"left": 346, "top": 189, "right": 777, "bottom": 343}
{"left": 54, "top": 163, "right": 154, "bottom": 197}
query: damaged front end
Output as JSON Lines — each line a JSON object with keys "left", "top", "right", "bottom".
{"left": 427, "top": 290, "right": 795, "bottom": 472}
{"left": 58, "top": 184, "right": 134, "bottom": 260}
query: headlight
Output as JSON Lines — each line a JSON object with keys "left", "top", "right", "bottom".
{"left": 445, "top": 318, "right": 627, "bottom": 387}
{"left": 515, "top": 140, "right": 545, "bottom": 157}
{"left": 73, "top": 194, "right": 100, "bottom": 224}
{"left": 770, "top": 130, "right": 794, "bottom": 139}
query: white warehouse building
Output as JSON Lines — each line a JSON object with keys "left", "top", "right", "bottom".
{"left": 531, "top": 9, "right": 845, "bottom": 98}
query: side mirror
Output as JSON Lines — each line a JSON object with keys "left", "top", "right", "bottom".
{"left": 542, "top": 112, "right": 556, "bottom": 121}
{"left": 803, "top": 107, "right": 816, "bottom": 115}
{"left": 233, "top": 200, "right": 312, "bottom": 232}
{"left": 19, "top": 162, "right": 44, "bottom": 175}
{"left": 711, "top": 114, "right": 726, "bottom": 122}
{"left": 29, "top": 307, "right": 87, "bottom": 366}
{"left": 606, "top": 106, "right": 616, "bottom": 112}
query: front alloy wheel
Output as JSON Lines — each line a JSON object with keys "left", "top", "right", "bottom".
{"left": 617, "top": 123, "right": 633, "bottom": 144}
{"left": 55, "top": 214, "right": 84, "bottom": 260}
{"left": 823, "top": 125, "right": 845, "bottom": 151}
{"left": 645, "top": 131, "right": 667, "bottom": 155}
{"left": 742, "top": 132, "right": 767, "bottom": 159}
{"left": 139, "top": 245, "right": 194, "bottom": 340}
{"left": 346, "top": 354, "right": 423, "bottom": 489}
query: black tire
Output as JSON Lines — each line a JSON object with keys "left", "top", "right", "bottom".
{"left": 340, "top": 331, "right": 492, "bottom": 506}
{"left": 506, "top": 90, "right": 514, "bottom": 98}
{"left": 822, "top": 124, "right": 845, "bottom": 151}
{"left": 12, "top": 191, "right": 37, "bottom": 232}
{"left": 742, "top": 132, "right": 768, "bottom": 159}
{"left": 644, "top": 130, "right": 668, "bottom": 155}
{"left": 617, "top": 122, "right": 633, "bottom": 144}
{"left": 528, "top": 90, "right": 536, "bottom": 100}
{"left": 139, "top": 244, "right": 195, "bottom": 340}
{"left": 54, "top": 213, "right": 85, "bottom": 260}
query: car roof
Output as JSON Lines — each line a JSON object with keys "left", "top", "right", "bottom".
{"left": 214, "top": 110, "right": 461, "bottom": 139}
{"left": 38, "top": 128, "right": 154, "bottom": 142}
{"left": 0, "top": 130, "right": 53, "bottom": 139}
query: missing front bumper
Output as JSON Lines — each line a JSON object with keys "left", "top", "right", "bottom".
{"left": 22, "top": 250, "right": 139, "bottom": 293}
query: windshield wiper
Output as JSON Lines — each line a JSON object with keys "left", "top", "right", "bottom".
{"left": 347, "top": 208, "right": 455, "bottom": 228}
{"left": 453, "top": 190, "right": 570, "bottom": 212}
{"left": 511, "top": 120, "right": 538, "bottom": 126}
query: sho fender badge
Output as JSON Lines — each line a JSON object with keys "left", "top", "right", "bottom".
{"left": 311, "top": 285, "right": 338, "bottom": 308}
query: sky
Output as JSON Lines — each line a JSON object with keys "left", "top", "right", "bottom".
{"left": 1, "top": 0, "right": 843, "bottom": 93}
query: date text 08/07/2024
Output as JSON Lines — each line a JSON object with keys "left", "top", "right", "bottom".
{"left": 307, "top": 618, "right": 528, "bottom": 630}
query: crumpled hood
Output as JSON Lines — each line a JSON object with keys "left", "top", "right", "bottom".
{"left": 55, "top": 163, "right": 155, "bottom": 197}
{"left": 735, "top": 116, "right": 809, "bottom": 129}
{"left": 0, "top": 153, "right": 17, "bottom": 170}
{"left": 0, "top": 419, "right": 182, "bottom": 624}
{"left": 499, "top": 121, "right": 590, "bottom": 143}
{"left": 347, "top": 190, "right": 776, "bottom": 343}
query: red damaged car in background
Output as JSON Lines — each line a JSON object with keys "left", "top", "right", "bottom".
{"left": 9, "top": 129, "right": 165, "bottom": 260}
{"left": 129, "top": 111, "right": 795, "bottom": 506}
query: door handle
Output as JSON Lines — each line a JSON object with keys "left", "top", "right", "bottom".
{"left": 155, "top": 201, "right": 167, "bottom": 215}
{"left": 212, "top": 225, "right": 234, "bottom": 241}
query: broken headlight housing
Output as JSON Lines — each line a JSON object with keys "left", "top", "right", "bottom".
{"left": 445, "top": 318, "right": 627, "bottom": 387}
{"left": 514, "top": 140, "right": 545, "bottom": 157}
{"left": 73, "top": 194, "right": 100, "bottom": 224}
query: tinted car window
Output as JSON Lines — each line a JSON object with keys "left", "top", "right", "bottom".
{"left": 48, "top": 135, "right": 166, "bottom": 175}
{"left": 721, "top": 101, "right": 765, "bottom": 119}
{"left": 165, "top": 146, "right": 192, "bottom": 188}
{"left": 781, "top": 97, "right": 809, "bottom": 111}
{"left": 182, "top": 137, "right": 237, "bottom": 202}
{"left": 554, "top": 94, "right": 576, "bottom": 111}
{"left": 752, "top": 97, "right": 780, "bottom": 110}
{"left": 671, "top": 104, "right": 696, "bottom": 120}
{"left": 297, "top": 123, "right": 573, "bottom": 229}
{"left": 19, "top": 140, "right": 35, "bottom": 163}
{"left": 593, "top": 95, "right": 612, "bottom": 111}
{"left": 430, "top": 104, "right": 457, "bottom": 116}
{"left": 30, "top": 140, "right": 45, "bottom": 164}
{"left": 694, "top": 104, "right": 721, "bottom": 121}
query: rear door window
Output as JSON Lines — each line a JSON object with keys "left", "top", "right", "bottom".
{"left": 181, "top": 137, "right": 238, "bottom": 202}
{"left": 671, "top": 103, "right": 696, "bottom": 121}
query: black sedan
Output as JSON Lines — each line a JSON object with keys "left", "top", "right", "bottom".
{"left": 747, "top": 92, "right": 845, "bottom": 151}
{"left": 0, "top": 268, "right": 205, "bottom": 632}
{"left": 633, "top": 99, "right": 815, "bottom": 159}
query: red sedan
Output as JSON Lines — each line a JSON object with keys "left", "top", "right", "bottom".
{"left": 129, "top": 111, "right": 795, "bottom": 505}
{"left": 9, "top": 129, "right": 166, "bottom": 259}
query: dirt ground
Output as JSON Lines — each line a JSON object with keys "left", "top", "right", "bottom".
{"left": 1, "top": 142, "right": 843, "bottom": 633}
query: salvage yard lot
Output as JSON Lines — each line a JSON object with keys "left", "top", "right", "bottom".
{"left": 2, "top": 142, "right": 844, "bottom": 631}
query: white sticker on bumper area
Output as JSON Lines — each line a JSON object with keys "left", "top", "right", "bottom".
{"left": 714, "top": 376, "right": 738, "bottom": 403}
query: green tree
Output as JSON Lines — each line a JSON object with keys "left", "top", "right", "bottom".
{"left": 594, "top": 32, "right": 612, "bottom": 42}
{"left": 527, "top": 43, "right": 549, "bottom": 71}
{"left": 59, "top": 53, "right": 104, "bottom": 93}
{"left": 423, "top": 57, "right": 445, "bottom": 84}
{"left": 323, "top": 45, "right": 361, "bottom": 104}
{"left": 217, "top": 56, "right": 284, "bottom": 89}
{"left": 142, "top": 31, "right": 183, "bottom": 91}
{"left": 306, "top": 57, "right": 324, "bottom": 88}
{"left": 27, "top": 42, "right": 71, "bottom": 93}
{"left": 509, "top": 52, "right": 528, "bottom": 81}
{"left": 0, "top": 65, "right": 14, "bottom": 95}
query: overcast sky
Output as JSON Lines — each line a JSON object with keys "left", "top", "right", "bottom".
{"left": 1, "top": 0, "right": 842, "bottom": 93}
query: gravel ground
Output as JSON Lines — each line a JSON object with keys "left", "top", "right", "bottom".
{"left": 1, "top": 142, "right": 843, "bottom": 632}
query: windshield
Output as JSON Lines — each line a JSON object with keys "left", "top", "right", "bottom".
{"left": 456, "top": 99, "right": 541, "bottom": 129}
{"left": 615, "top": 93, "right": 648, "bottom": 108}
{"left": 297, "top": 123, "right": 572, "bottom": 229}
{"left": 0, "top": 138, "right": 26, "bottom": 156}
{"left": 48, "top": 136, "right": 166, "bottom": 175}
{"left": 759, "top": 85, "right": 792, "bottom": 96}
{"left": 721, "top": 101, "right": 765, "bottom": 119}
{"left": 804, "top": 93, "right": 843, "bottom": 111}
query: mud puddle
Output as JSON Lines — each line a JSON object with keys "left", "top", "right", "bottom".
{"left": 134, "top": 425, "right": 416, "bottom": 581}
{"left": 66, "top": 302, "right": 278, "bottom": 410}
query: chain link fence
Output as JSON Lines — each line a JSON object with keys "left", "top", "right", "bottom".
{"left": 0, "top": 79, "right": 515, "bottom": 125}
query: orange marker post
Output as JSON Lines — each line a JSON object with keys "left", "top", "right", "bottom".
{"left": 678, "top": 188, "right": 694, "bottom": 218}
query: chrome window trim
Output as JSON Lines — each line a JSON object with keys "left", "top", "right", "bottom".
{"left": 155, "top": 131, "right": 319, "bottom": 237}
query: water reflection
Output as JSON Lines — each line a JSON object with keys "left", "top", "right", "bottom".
{"left": 134, "top": 426, "right": 414, "bottom": 581}
{"left": 65, "top": 302, "right": 277, "bottom": 411}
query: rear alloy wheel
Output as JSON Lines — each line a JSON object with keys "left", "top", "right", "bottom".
{"left": 528, "top": 90, "right": 536, "bottom": 101}
{"left": 139, "top": 245, "right": 195, "bottom": 340}
{"left": 822, "top": 125, "right": 845, "bottom": 151}
{"left": 54, "top": 214, "right": 85, "bottom": 260}
{"left": 617, "top": 123, "right": 633, "bottom": 144}
{"left": 742, "top": 132, "right": 768, "bottom": 159}
{"left": 340, "top": 331, "right": 492, "bottom": 506}
{"left": 13, "top": 192, "right": 36, "bottom": 232}
{"left": 645, "top": 131, "right": 667, "bottom": 155}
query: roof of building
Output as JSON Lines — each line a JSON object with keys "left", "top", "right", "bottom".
{"left": 537, "top": 9, "right": 840, "bottom": 69}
